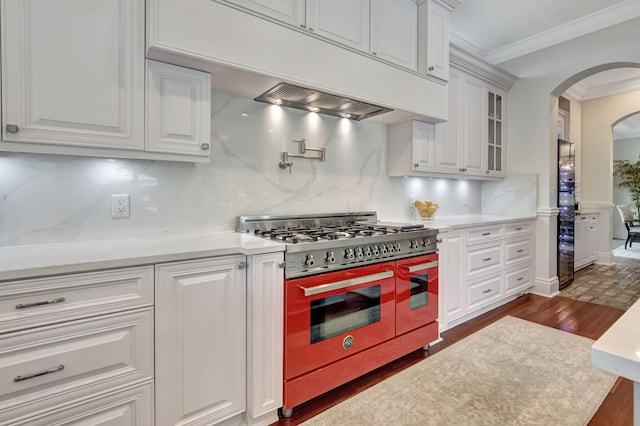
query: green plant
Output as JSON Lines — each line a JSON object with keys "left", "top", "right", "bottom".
{"left": 613, "top": 157, "right": 640, "bottom": 216}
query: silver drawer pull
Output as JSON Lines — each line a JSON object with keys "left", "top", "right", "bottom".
{"left": 515, "top": 227, "right": 523, "bottom": 231}
{"left": 278, "top": 262, "right": 285, "bottom": 268}
{"left": 238, "top": 262, "right": 247, "bottom": 269}
{"left": 407, "top": 261, "right": 438, "bottom": 273}
{"left": 482, "top": 289, "right": 492, "bottom": 294}
{"left": 517, "top": 249, "right": 524, "bottom": 253}
{"left": 14, "top": 365, "right": 64, "bottom": 382}
{"left": 481, "top": 232, "right": 491, "bottom": 236}
{"left": 517, "top": 277, "right": 524, "bottom": 281}
{"left": 482, "top": 257, "right": 492, "bottom": 262}
{"left": 299, "top": 270, "right": 394, "bottom": 297}
{"left": 15, "top": 297, "right": 66, "bottom": 310}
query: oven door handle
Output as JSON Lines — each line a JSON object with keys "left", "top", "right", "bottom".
{"left": 406, "top": 261, "right": 439, "bottom": 273}
{"left": 298, "top": 270, "right": 394, "bottom": 297}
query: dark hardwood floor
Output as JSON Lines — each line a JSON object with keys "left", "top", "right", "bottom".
{"left": 273, "top": 294, "right": 632, "bottom": 425}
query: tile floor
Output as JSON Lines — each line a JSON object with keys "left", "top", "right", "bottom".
{"left": 560, "top": 255, "right": 640, "bottom": 310}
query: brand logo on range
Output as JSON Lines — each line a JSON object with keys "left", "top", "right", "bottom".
{"left": 343, "top": 335, "right": 354, "bottom": 350}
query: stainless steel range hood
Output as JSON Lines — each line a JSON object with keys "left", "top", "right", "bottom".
{"left": 254, "top": 82, "right": 393, "bottom": 121}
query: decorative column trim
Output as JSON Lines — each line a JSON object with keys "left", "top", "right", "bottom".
{"left": 537, "top": 208, "right": 560, "bottom": 217}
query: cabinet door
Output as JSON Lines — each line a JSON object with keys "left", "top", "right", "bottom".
{"left": 146, "top": 60, "right": 211, "bottom": 158}
{"left": 247, "top": 253, "right": 284, "bottom": 420}
{"left": 574, "top": 216, "right": 586, "bottom": 266}
{"left": 155, "top": 256, "right": 247, "bottom": 426}
{"left": 1, "top": 0, "right": 144, "bottom": 149}
{"left": 438, "top": 230, "right": 465, "bottom": 331}
{"left": 305, "top": 0, "right": 369, "bottom": 52}
{"left": 460, "top": 74, "right": 485, "bottom": 176}
{"left": 227, "top": 0, "right": 305, "bottom": 25}
{"left": 412, "top": 121, "right": 436, "bottom": 172}
{"left": 370, "top": 0, "right": 417, "bottom": 70}
{"left": 434, "top": 70, "right": 462, "bottom": 173}
{"left": 425, "top": 0, "right": 449, "bottom": 80}
{"left": 485, "top": 86, "right": 506, "bottom": 177}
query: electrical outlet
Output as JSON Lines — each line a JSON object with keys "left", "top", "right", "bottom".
{"left": 409, "top": 194, "right": 416, "bottom": 208}
{"left": 111, "top": 194, "right": 130, "bottom": 218}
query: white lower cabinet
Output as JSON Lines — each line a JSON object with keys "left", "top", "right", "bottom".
{"left": 0, "top": 267, "right": 155, "bottom": 425}
{"left": 575, "top": 213, "right": 598, "bottom": 271}
{"left": 155, "top": 256, "right": 247, "bottom": 426}
{"left": 246, "top": 252, "right": 284, "bottom": 425}
{"left": 439, "top": 220, "right": 535, "bottom": 332}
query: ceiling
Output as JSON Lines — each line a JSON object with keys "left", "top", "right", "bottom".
{"left": 449, "top": 0, "right": 640, "bottom": 139}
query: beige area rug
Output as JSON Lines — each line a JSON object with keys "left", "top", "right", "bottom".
{"left": 301, "top": 316, "right": 617, "bottom": 426}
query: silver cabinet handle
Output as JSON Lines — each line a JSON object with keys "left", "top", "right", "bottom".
{"left": 428, "top": 66, "right": 434, "bottom": 71}
{"left": 16, "top": 297, "right": 66, "bottom": 310}
{"left": 414, "top": 163, "right": 419, "bottom": 168}
{"left": 238, "top": 262, "right": 247, "bottom": 269}
{"left": 481, "top": 232, "right": 491, "bottom": 236}
{"left": 436, "top": 239, "right": 442, "bottom": 244}
{"left": 482, "top": 257, "right": 492, "bottom": 262}
{"left": 517, "top": 249, "right": 524, "bottom": 253}
{"left": 6, "top": 124, "right": 19, "bottom": 133}
{"left": 15, "top": 365, "right": 64, "bottom": 382}
{"left": 516, "top": 277, "right": 524, "bottom": 281}
{"left": 299, "top": 270, "right": 394, "bottom": 297}
{"left": 482, "top": 289, "right": 492, "bottom": 294}
{"left": 515, "top": 227, "right": 523, "bottom": 231}
{"left": 407, "top": 261, "right": 439, "bottom": 273}
{"left": 308, "top": 27, "right": 314, "bottom": 32}
{"left": 200, "top": 143, "right": 210, "bottom": 150}
{"left": 278, "top": 261, "right": 285, "bottom": 268}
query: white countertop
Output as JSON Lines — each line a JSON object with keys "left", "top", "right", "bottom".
{"left": 393, "top": 214, "right": 536, "bottom": 231}
{"left": 592, "top": 298, "right": 640, "bottom": 382}
{"left": 0, "top": 231, "right": 284, "bottom": 282}
{"left": 0, "top": 214, "right": 536, "bottom": 282}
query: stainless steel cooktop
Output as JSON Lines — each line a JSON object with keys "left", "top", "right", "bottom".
{"left": 237, "top": 212, "right": 438, "bottom": 278}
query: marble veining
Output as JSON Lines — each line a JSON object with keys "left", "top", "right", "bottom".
{"left": 0, "top": 91, "right": 537, "bottom": 247}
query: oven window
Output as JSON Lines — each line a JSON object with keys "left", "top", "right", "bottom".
{"left": 410, "top": 274, "right": 429, "bottom": 310}
{"left": 310, "top": 285, "right": 381, "bottom": 344}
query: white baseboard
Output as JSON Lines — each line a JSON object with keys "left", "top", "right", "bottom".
{"left": 530, "top": 276, "right": 560, "bottom": 297}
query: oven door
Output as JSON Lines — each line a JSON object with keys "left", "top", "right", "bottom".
{"left": 284, "top": 261, "right": 396, "bottom": 380}
{"left": 395, "top": 253, "right": 439, "bottom": 336}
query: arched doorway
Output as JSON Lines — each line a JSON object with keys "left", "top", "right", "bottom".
{"left": 550, "top": 64, "right": 640, "bottom": 283}
{"left": 612, "top": 112, "right": 640, "bottom": 241}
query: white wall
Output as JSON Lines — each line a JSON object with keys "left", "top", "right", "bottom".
{"left": 1, "top": 91, "right": 490, "bottom": 247}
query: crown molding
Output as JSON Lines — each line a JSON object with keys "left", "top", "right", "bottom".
{"left": 581, "top": 78, "right": 640, "bottom": 101}
{"left": 486, "top": 0, "right": 640, "bottom": 65}
{"left": 418, "top": 0, "right": 466, "bottom": 12}
{"left": 450, "top": 43, "right": 518, "bottom": 91}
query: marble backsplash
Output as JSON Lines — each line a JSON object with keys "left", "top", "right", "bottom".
{"left": 0, "top": 91, "right": 536, "bottom": 247}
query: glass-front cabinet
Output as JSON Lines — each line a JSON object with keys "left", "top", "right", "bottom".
{"left": 486, "top": 87, "right": 505, "bottom": 177}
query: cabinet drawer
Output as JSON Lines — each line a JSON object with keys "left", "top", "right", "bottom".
{"left": 504, "top": 221, "right": 533, "bottom": 238}
{"left": 505, "top": 238, "right": 532, "bottom": 264}
{"left": 0, "top": 381, "right": 153, "bottom": 426}
{"left": 468, "top": 276, "right": 501, "bottom": 309}
{"left": 504, "top": 265, "right": 532, "bottom": 297}
{"left": 0, "top": 308, "right": 153, "bottom": 406}
{"left": 467, "top": 243, "right": 502, "bottom": 277}
{"left": 0, "top": 266, "right": 153, "bottom": 334}
{"left": 466, "top": 225, "right": 503, "bottom": 244}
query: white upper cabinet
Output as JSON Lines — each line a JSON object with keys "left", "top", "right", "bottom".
{"left": 434, "top": 69, "right": 484, "bottom": 176}
{"left": 387, "top": 120, "right": 436, "bottom": 175}
{"left": 418, "top": 0, "right": 449, "bottom": 80}
{"left": 228, "top": 0, "right": 305, "bottom": 25}
{"left": 485, "top": 85, "right": 506, "bottom": 177}
{"left": 306, "top": 0, "right": 370, "bottom": 52}
{"left": 370, "top": 0, "right": 418, "bottom": 70}
{"left": 1, "top": 0, "right": 144, "bottom": 150}
{"left": 146, "top": 60, "right": 211, "bottom": 158}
